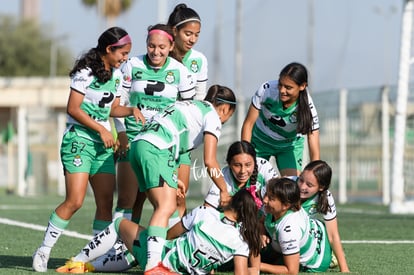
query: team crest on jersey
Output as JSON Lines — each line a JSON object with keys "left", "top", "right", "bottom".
{"left": 73, "top": 155, "right": 83, "bottom": 167}
{"left": 190, "top": 60, "right": 199, "bottom": 73}
{"left": 115, "top": 78, "right": 121, "bottom": 90}
{"left": 165, "top": 71, "right": 175, "bottom": 84}
{"left": 289, "top": 111, "right": 298, "bottom": 123}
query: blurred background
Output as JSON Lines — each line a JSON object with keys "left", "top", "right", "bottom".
{"left": 0, "top": 0, "right": 413, "bottom": 213}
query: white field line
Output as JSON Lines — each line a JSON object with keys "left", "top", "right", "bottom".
{"left": 1, "top": 216, "right": 414, "bottom": 244}
{"left": 0, "top": 217, "right": 92, "bottom": 240}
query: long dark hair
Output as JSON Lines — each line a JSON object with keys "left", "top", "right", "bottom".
{"left": 226, "top": 141, "right": 258, "bottom": 187}
{"left": 302, "top": 160, "right": 332, "bottom": 214}
{"left": 204, "top": 85, "right": 237, "bottom": 113}
{"left": 69, "top": 27, "right": 129, "bottom": 83}
{"left": 223, "top": 189, "right": 261, "bottom": 256}
{"left": 266, "top": 177, "right": 301, "bottom": 211}
{"left": 279, "top": 62, "right": 313, "bottom": 134}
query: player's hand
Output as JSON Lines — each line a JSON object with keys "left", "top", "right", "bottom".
{"left": 115, "top": 131, "right": 129, "bottom": 159}
{"left": 177, "top": 179, "right": 186, "bottom": 199}
{"left": 261, "top": 234, "right": 270, "bottom": 248}
{"left": 132, "top": 107, "right": 146, "bottom": 124}
{"left": 219, "top": 191, "right": 231, "bottom": 208}
{"left": 99, "top": 128, "right": 115, "bottom": 148}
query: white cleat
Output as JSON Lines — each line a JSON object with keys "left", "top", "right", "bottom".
{"left": 32, "top": 248, "right": 49, "bottom": 272}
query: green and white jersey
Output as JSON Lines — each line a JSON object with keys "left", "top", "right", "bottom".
{"left": 204, "top": 157, "right": 277, "bottom": 209}
{"left": 163, "top": 206, "right": 249, "bottom": 274}
{"left": 66, "top": 68, "right": 122, "bottom": 142}
{"left": 251, "top": 80, "right": 319, "bottom": 146}
{"left": 133, "top": 100, "right": 222, "bottom": 159}
{"left": 181, "top": 49, "right": 208, "bottom": 100}
{"left": 301, "top": 190, "right": 337, "bottom": 221}
{"left": 290, "top": 176, "right": 337, "bottom": 221}
{"left": 120, "top": 54, "right": 195, "bottom": 139}
{"left": 264, "top": 208, "right": 331, "bottom": 271}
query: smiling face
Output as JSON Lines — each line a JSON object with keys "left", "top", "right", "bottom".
{"left": 103, "top": 43, "right": 131, "bottom": 70}
{"left": 298, "top": 169, "right": 322, "bottom": 200}
{"left": 277, "top": 76, "right": 307, "bottom": 108}
{"left": 229, "top": 153, "right": 255, "bottom": 186}
{"left": 174, "top": 21, "right": 201, "bottom": 54}
{"left": 146, "top": 32, "right": 174, "bottom": 68}
{"left": 263, "top": 190, "right": 289, "bottom": 219}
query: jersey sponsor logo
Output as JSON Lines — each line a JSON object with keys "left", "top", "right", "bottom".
{"left": 283, "top": 225, "right": 292, "bottom": 232}
{"left": 269, "top": 115, "right": 286, "bottom": 127}
{"left": 73, "top": 76, "right": 87, "bottom": 83}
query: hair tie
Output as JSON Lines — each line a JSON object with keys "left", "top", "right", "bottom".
{"left": 216, "top": 97, "right": 237, "bottom": 105}
{"left": 245, "top": 185, "right": 263, "bottom": 209}
{"left": 148, "top": 29, "right": 173, "bottom": 42}
{"left": 174, "top": 18, "right": 201, "bottom": 28}
{"left": 111, "top": 34, "right": 132, "bottom": 47}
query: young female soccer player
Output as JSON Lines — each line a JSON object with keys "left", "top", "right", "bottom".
{"left": 298, "top": 160, "right": 350, "bottom": 272}
{"left": 241, "top": 62, "right": 320, "bottom": 177}
{"left": 167, "top": 3, "right": 209, "bottom": 224}
{"left": 113, "top": 23, "right": 195, "bottom": 223}
{"left": 261, "top": 177, "right": 332, "bottom": 274}
{"left": 129, "top": 84, "right": 237, "bottom": 273}
{"left": 32, "top": 26, "right": 144, "bottom": 272}
{"left": 204, "top": 140, "right": 277, "bottom": 210}
{"left": 56, "top": 189, "right": 262, "bottom": 275}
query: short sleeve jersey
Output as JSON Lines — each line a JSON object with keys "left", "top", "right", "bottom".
{"left": 204, "top": 157, "right": 277, "bottom": 209}
{"left": 264, "top": 208, "right": 330, "bottom": 270}
{"left": 251, "top": 80, "right": 319, "bottom": 143}
{"left": 134, "top": 100, "right": 221, "bottom": 159}
{"left": 182, "top": 49, "right": 208, "bottom": 97}
{"left": 121, "top": 55, "right": 195, "bottom": 139}
{"left": 301, "top": 190, "right": 337, "bottom": 221}
{"left": 66, "top": 68, "right": 122, "bottom": 142}
{"left": 163, "top": 206, "right": 249, "bottom": 274}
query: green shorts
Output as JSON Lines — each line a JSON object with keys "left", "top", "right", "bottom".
{"left": 129, "top": 140, "right": 178, "bottom": 192}
{"left": 177, "top": 151, "right": 192, "bottom": 166}
{"left": 251, "top": 135, "right": 304, "bottom": 171}
{"left": 60, "top": 128, "right": 115, "bottom": 175}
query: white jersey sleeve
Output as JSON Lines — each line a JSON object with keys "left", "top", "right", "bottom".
{"left": 204, "top": 167, "right": 235, "bottom": 209}
{"left": 70, "top": 68, "right": 93, "bottom": 94}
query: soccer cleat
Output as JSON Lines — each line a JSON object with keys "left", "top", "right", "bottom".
{"left": 32, "top": 248, "right": 50, "bottom": 272}
{"left": 144, "top": 262, "right": 179, "bottom": 275}
{"left": 55, "top": 258, "right": 87, "bottom": 273}
{"left": 84, "top": 262, "right": 95, "bottom": 272}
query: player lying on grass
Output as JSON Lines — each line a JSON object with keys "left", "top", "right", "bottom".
{"left": 56, "top": 189, "right": 261, "bottom": 275}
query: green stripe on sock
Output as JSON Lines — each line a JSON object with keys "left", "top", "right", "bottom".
{"left": 147, "top": 226, "right": 167, "bottom": 238}
{"left": 93, "top": 219, "right": 111, "bottom": 231}
{"left": 50, "top": 211, "right": 69, "bottom": 229}
{"left": 170, "top": 210, "right": 179, "bottom": 218}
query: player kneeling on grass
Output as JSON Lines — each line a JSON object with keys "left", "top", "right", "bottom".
{"left": 260, "top": 177, "right": 333, "bottom": 274}
{"left": 56, "top": 189, "right": 261, "bottom": 275}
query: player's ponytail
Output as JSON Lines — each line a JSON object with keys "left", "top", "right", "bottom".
{"left": 227, "top": 189, "right": 261, "bottom": 256}
{"left": 204, "top": 85, "right": 237, "bottom": 112}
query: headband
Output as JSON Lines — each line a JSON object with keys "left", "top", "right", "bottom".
{"left": 148, "top": 29, "right": 174, "bottom": 42}
{"left": 216, "top": 97, "right": 237, "bottom": 105}
{"left": 174, "top": 18, "right": 201, "bottom": 28}
{"left": 111, "top": 34, "right": 132, "bottom": 47}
